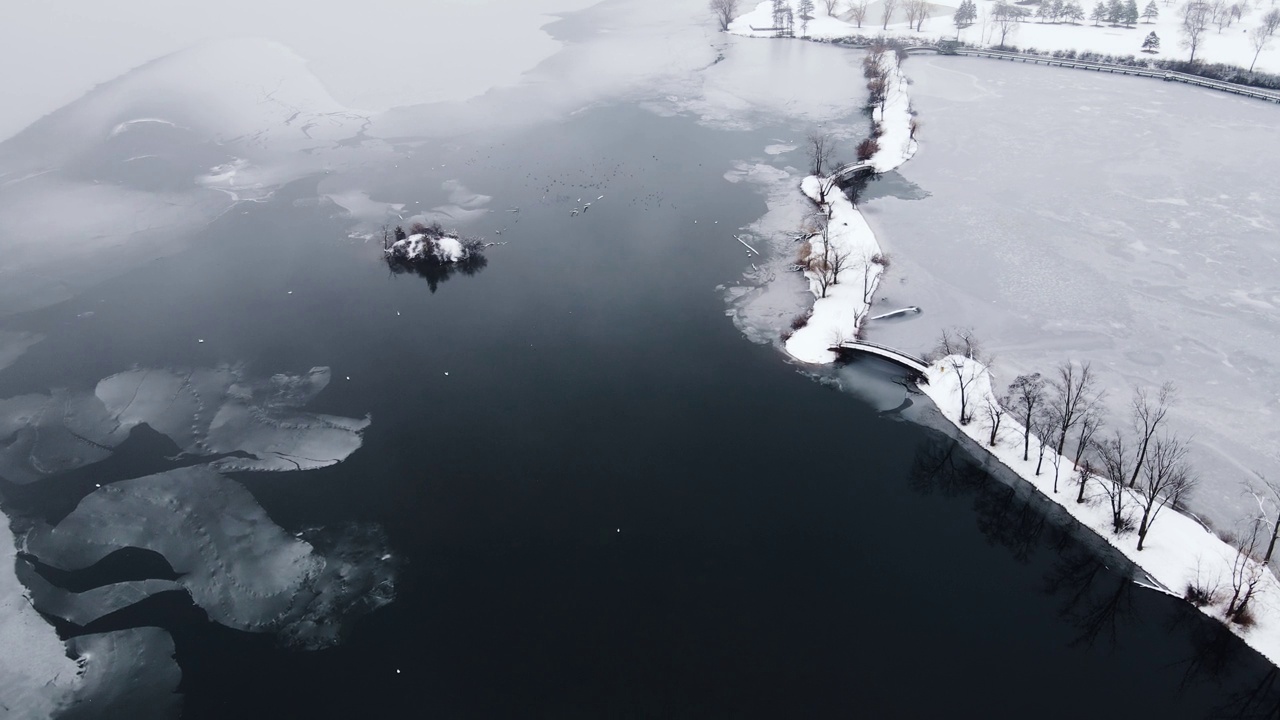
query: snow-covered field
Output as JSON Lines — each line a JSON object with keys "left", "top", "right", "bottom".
{"left": 864, "top": 55, "right": 1280, "bottom": 537}
{"left": 731, "top": 0, "right": 1278, "bottom": 71}
{"left": 923, "top": 354, "right": 1280, "bottom": 667}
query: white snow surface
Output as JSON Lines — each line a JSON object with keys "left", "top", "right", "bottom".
{"left": 729, "top": 0, "right": 1277, "bottom": 72}
{"left": 867, "top": 52, "right": 919, "bottom": 173}
{"left": 785, "top": 176, "right": 885, "bottom": 364}
{"left": 387, "top": 233, "right": 466, "bottom": 264}
{"left": 922, "top": 355, "right": 1280, "bottom": 668}
{"left": 782, "top": 49, "right": 916, "bottom": 364}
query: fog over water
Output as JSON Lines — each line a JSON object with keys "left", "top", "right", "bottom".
{"left": 3, "top": 1, "right": 1280, "bottom": 717}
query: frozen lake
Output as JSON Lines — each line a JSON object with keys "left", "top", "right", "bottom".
{"left": 3, "top": 1, "right": 1280, "bottom": 717}
{"left": 861, "top": 55, "right": 1280, "bottom": 535}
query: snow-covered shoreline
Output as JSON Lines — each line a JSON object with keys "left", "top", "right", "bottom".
{"left": 727, "top": 5, "right": 1280, "bottom": 670}
{"left": 728, "top": 0, "right": 1276, "bottom": 72}
{"left": 783, "top": 49, "right": 918, "bottom": 363}
{"left": 922, "top": 356, "right": 1280, "bottom": 667}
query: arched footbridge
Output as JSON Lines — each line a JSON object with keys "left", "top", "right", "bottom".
{"left": 832, "top": 340, "right": 930, "bottom": 374}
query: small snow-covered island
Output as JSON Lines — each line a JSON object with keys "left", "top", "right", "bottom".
{"left": 720, "top": 0, "right": 1280, "bottom": 672}
{"left": 383, "top": 222, "right": 489, "bottom": 291}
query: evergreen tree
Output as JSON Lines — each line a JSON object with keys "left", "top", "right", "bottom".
{"left": 1142, "top": 0, "right": 1159, "bottom": 22}
{"left": 797, "top": 0, "right": 814, "bottom": 34}
{"left": 773, "top": 0, "right": 790, "bottom": 33}
{"left": 1038, "top": 0, "right": 1056, "bottom": 21}
{"left": 1065, "top": 1, "right": 1086, "bottom": 22}
{"left": 1106, "top": 0, "right": 1123, "bottom": 23}
{"left": 1123, "top": 0, "right": 1140, "bottom": 25}
{"left": 1091, "top": 0, "right": 1107, "bottom": 24}
{"left": 955, "top": 0, "right": 978, "bottom": 25}
{"left": 1142, "top": 30, "right": 1161, "bottom": 50}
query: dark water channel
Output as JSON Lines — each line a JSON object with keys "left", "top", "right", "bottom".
{"left": 2, "top": 103, "right": 1278, "bottom": 718}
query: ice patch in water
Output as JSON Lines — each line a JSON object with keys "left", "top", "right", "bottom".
{"left": 0, "top": 365, "right": 369, "bottom": 483}
{"left": 58, "top": 628, "right": 182, "bottom": 720}
{"left": 24, "top": 466, "right": 397, "bottom": 649}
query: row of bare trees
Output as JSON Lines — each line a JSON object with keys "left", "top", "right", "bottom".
{"left": 930, "top": 329, "right": 1194, "bottom": 553}
{"left": 934, "top": 327, "right": 1280, "bottom": 627}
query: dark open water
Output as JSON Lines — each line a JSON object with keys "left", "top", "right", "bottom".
{"left": 2, "top": 103, "right": 1278, "bottom": 718}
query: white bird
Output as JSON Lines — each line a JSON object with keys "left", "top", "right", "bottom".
{"left": 597, "top": 195, "right": 604, "bottom": 200}
{"left": 571, "top": 209, "right": 579, "bottom": 216}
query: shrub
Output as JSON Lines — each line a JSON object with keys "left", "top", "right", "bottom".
{"left": 1184, "top": 581, "right": 1220, "bottom": 608}
{"left": 791, "top": 309, "right": 813, "bottom": 331}
{"left": 1232, "top": 604, "right": 1257, "bottom": 628}
{"left": 856, "top": 138, "right": 880, "bottom": 162}
{"left": 870, "top": 253, "right": 891, "bottom": 267}
{"left": 795, "top": 240, "right": 813, "bottom": 267}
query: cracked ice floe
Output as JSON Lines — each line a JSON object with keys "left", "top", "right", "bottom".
{"left": 24, "top": 466, "right": 397, "bottom": 649}
{"left": 57, "top": 628, "right": 183, "bottom": 720}
{"left": 0, "top": 365, "right": 369, "bottom": 483}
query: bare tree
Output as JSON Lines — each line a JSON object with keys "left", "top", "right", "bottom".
{"left": 905, "top": 0, "right": 924, "bottom": 28}
{"left": 863, "top": 44, "right": 893, "bottom": 113}
{"left": 1264, "top": 8, "right": 1280, "bottom": 37}
{"left": 1227, "top": 520, "right": 1266, "bottom": 619}
{"left": 882, "top": 0, "right": 901, "bottom": 28}
{"left": 1096, "top": 432, "right": 1134, "bottom": 533}
{"left": 709, "top": 0, "right": 741, "bottom": 30}
{"left": 1249, "top": 23, "right": 1273, "bottom": 71}
{"left": 1075, "top": 457, "right": 1095, "bottom": 504}
{"left": 1072, "top": 402, "right": 1106, "bottom": 470}
{"left": 1034, "top": 409, "right": 1058, "bottom": 476}
{"left": 1244, "top": 474, "right": 1280, "bottom": 563}
{"left": 1133, "top": 433, "right": 1195, "bottom": 551}
{"left": 1008, "top": 373, "right": 1045, "bottom": 461}
{"left": 1048, "top": 429, "right": 1068, "bottom": 493}
{"left": 905, "top": 0, "right": 932, "bottom": 30}
{"left": 1180, "top": 0, "right": 1211, "bottom": 61}
{"left": 1127, "top": 382, "right": 1174, "bottom": 487}
{"left": 807, "top": 131, "right": 835, "bottom": 176}
{"left": 991, "top": 1, "right": 1026, "bottom": 46}
{"left": 933, "top": 328, "right": 988, "bottom": 426}
{"left": 983, "top": 391, "right": 1009, "bottom": 447}
{"left": 1049, "top": 361, "right": 1098, "bottom": 458}
{"left": 848, "top": 0, "right": 870, "bottom": 26}
{"left": 829, "top": 242, "right": 852, "bottom": 285}
{"left": 822, "top": 0, "right": 842, "bottom": 14}
{"left": 812, "top": 175, "right": 839, "bottom": 206}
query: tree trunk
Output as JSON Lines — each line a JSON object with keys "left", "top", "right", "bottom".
{"left": 1022, "top": 419, "right": 1032, "bottom": 461}
{"left": 1266, "top": 512, "right": 1280, "bottom": 563}
{"left": 1137, "top": 506, "right": 1152, "bottom": 550}
{"left": 1076, "top": 473, "right": 1087, "bottom": 503}
{"left": 1128, "top": 436, "right": 1151, "bottom": 487}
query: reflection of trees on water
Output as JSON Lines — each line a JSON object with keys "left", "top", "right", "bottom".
{"left": 909, "top": 434, "right": 1280, "bottom": 716}
{"left": 386, "top": 253, "right": 488, "bottom": 293}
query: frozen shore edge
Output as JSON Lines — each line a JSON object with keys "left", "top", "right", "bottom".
{"left": 727, "top": 22, "right": 1280, "bottom": 669}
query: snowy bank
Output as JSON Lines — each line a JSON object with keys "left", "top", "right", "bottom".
{"left": 782, "top": 48, "right": 917, "bottom": 364}
{"left": 922, "top": 355, "right": 1280, "bottom": 668}
{"left": 867, "top": 50, "right": 919, "bottom": 173}
{"left": 785, "top": 176, "right": 886, "bottom": 364}
{"left": 727, "top": 0, "right": 1277, "bottom": 73}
